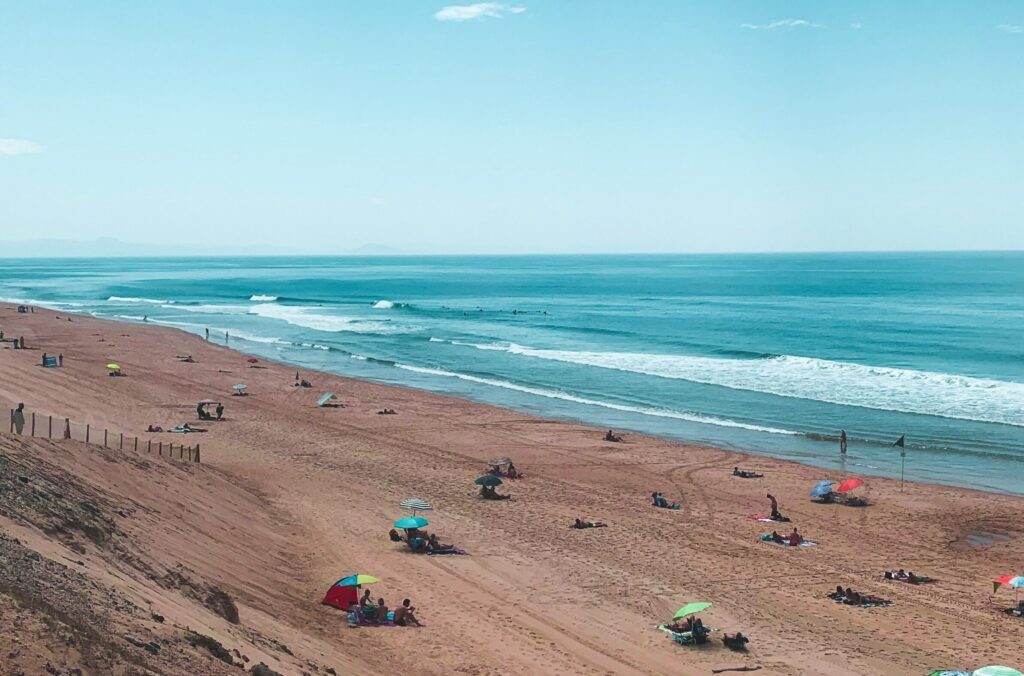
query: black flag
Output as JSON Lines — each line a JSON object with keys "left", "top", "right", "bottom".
{"left": 892, "top": 435, "right": 905, "bottom": 448}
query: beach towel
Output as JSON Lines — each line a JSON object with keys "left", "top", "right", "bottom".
{"left": 657, "top": 624, "right": 717, "bottom": 646}
{"left": 748, "top": 514, "right": 789, "bottom": 523}
{"left": 760, "top": 533, "right": 816, "bottom": 547}
{"left": 168, "top": 426, "right": 192, "bottom": 434}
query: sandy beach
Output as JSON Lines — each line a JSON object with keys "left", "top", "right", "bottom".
{"left": 2, "top": 304, "right": 1022, "bottom": 675}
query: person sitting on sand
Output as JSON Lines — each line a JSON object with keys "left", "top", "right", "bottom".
{"left": 506, "top": 462, "right": 519, "bottom": 479}
{"left": 389, "top": 528, "right": 404, "bottom": 542}
{"left": 722, "top": 631, "right": 749, "bottom": 649}
{"left": 480, "top": 485, "right": 510, "bottom": 500}
{"left": 376, "top": 598, "right": 389, "bottom": 624}
{"left": 788, "top": 527, "right": 803, "bottom": 546}
{"left": 604, "top": 429, "right": 623, "bottom": 442}
{"left": 393, "top": 599, "right": 422, "bottom": 627}
{"left": 844, "top": 587, "right": 861, "bottom": 604}
{"left": 1006, "top": 600, "right": 1024, "bottom": 617}
{"left": 426, "top": 533, "right": 456, "bottom": 553}
{"left": 360, "top": 588, "right": 373, "bottom": 609}
{"left": 216, "top": 403, "right": 224, "bottom": 420}
{"left": 147, "top": 425, "right": 164, "bottom": 433}
{"left": 300, "top": 379, "right": 312, "bottom": 388}
{"left": 830, "top": 585, "right": 846, "bottom": 600}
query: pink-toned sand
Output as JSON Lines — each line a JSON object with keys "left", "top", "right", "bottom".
{"left": 1, "top": 306, "right": 1021, "bottom": 675}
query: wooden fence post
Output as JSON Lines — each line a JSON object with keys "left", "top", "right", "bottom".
{"left": 134, "top": 437, "right": 138, "bottom": 452}
{"left": 8, "top": 409, "right": 12, "bottom": 434}
{"left": 104, "top": 429, "right": 108, "bottom": 447}
{"left": 147, "top": 439, "right": 151, "bottom": 454}
{"left": 64, "top": 418, "right": 70, "bottom": 440}
{"left": 119, "top": 433, "right": 124, "bottom": 449}
{"left": 158, "top": 442, "right": 163, "bottom": 456}
{"left": 195, "top": 444, "right": 201, "bottom": 463}
{"left": 31, "top": 413, "right": 36, "bottom": 436}
{"left": 86, "top": 424, "right": 90, "bottom": 443}
{"left": 48, "top": 416, "right": 53, "bottom": 438}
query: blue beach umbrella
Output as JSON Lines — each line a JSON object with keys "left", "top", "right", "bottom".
{"left": 394, "top": 516, "right": 429, "bottom": 530}
{"left": 810, "top": 480, "right": 834, "bottom": 497}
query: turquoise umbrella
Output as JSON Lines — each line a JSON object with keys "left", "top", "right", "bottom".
{"left": 974, "top": 668, "right": 1023, "bottom": 676}
{"left": 475, "top": 475, "right": 503, "bottom": 487}
{"left": 394, "top": 516, "right": 429, "bottom": 529}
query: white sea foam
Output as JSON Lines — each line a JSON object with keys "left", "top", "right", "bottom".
{"left": 372, "top": 300, "right": 395, "bottom": 309}
{"left": 464, "top": 343, "right": 1024, "bottom": 427}
{"left": 170, "top": 304, "right": 250, "bottom": 315}
{"left": 107, "top": 296, "right": 173, "bottom": 304}
{"left": 250, "top": 294, "right": 278, "bottom": 302}
{"left": 429, "top": 337, "right": 445, "bottom": 342}
{"left": 248, "top": 303, "right": 404, "bottom": 334}
{"left": 393, "top": 363, "right": 797, "bottom": 435}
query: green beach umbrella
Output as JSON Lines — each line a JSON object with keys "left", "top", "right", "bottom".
{"left": 106, "top": 363, "right": 120, "bottom": 370}
{"left": 335, "top": 574, "right": 379, "bottom": 587}
{"left": 475, "top": 475, "right": 503, "bottom": 487}
{"left": 394, "top": 516, "right": 429, "bottom": 529}
{"left": 672, "top": 602, "right": 712, "bottom": 620}
{"left": 974, "top": 668, "right": 1023, "bottom": 676}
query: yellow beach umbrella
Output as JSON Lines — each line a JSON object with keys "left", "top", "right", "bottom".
{"left": 106, "top": 363, "right": 121, "bottom": 370}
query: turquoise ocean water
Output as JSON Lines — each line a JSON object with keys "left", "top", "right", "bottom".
{"left": 2, "top": 253, "right": 1022, "bottom": 494}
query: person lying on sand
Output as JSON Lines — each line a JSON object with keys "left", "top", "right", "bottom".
{"left": 147, "top": 425, "right": 164, "bottom": 432}
{"left": 377, "top": 408, "right": 397, "bottom": 415}
{"left": 168, "top": 423, "right": 207, "bottom": 433}
{"left": 426, "top": 533, "right": 458, "bottom": 553}
{"left": 1004, "top": 600, "right": 1024, "bottom": 617}
{"left": 393, "top": 599, "right": 422, "bottom": 627}
{"left": 838, "top": 587, "right": 889, "bottom": 606}
{"left": 884, "top": 569, "right": 930, "bottom": 584}
{"left": 733, "top": 467, "right": 763, "bottom": 478}
{"left": 771, "top": 530, "right": 786, "bottom": 544}
{"left": 570, "top": 518, "right": 608, "bottom": 529}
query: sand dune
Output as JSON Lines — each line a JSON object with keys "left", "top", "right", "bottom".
{"left": 1, "top": 305, "right": 1022, "bottom": 675}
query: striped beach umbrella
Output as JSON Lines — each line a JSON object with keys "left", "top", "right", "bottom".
{"left": 973, "top": 667, "right": 1023, "bottom": 676}
{"left": 400, "top": 498, "right": 433, "bottom": 514}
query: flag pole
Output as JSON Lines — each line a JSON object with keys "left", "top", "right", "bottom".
{"left": 900, "top": 451, "right": 905, "bottom": 492}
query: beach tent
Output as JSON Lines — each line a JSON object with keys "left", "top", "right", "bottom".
{"left": 317, "top": 392, "right": 336, "bottom": 407}
{"left": 322, "top": 574, "right": 379, "bottom": 610}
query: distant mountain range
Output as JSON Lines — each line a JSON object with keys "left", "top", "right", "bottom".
{"left": 0, "top": 237, "right": 410, "bottom": 258}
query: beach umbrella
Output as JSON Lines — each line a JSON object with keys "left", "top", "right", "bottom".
{"left": 394, "top": 516, "right": 429, "bottom": 530}
{"left": 247, "top": 358, "right": 258, "bottom": 364}
{"left": 335, "top": 574, "right": 379, "bottom": 587}
{"left": 973, "top": 667, "right": 1023, "bottom": 676}
{"left": 835, "top": 478, "right": 864, "bottom": 493}
{"left": 106, "top": 363, "right": 120, "bottom": 370}
{"left": 475, "top": 475, "right": 503, "bottom": 486}
{"left": 233, "top": 383, "right": 246, "bottom": 391}
{"left": 994, "top": 575, "right": 1024, "bottom": 589}
{"left": 197, "top": 399, "right": 219, "bottom": 405}
{"left": 672, "top": 602, "right": 712, "bottom": 620}
{"left": 810, "top": 480, "right": 834, "bottom": 497}
{"left": 488, "top": 457, "right": 512, "bottom": 467}
{"left": 317, "top": 392, "right": 336, "bottom": 407}
{"left": 399, "top": 498, "right": 433, "bottom": 513}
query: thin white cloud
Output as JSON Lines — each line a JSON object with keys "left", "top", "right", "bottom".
{"left": 851, "top": 22, "right": 863, "bottom": 29}
{"left": 435, "top": 3, "right": 526, "bottom": 22}
{"left": 997, "top": 23, "right": 1024, "bottom": 34}
{"left": 740, "top": 19, "right": 826, "bottom": 31}
{"left": 0, "top": 138, "right": 42, "bottom": 156}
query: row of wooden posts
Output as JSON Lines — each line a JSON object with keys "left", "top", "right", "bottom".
{"left": 8, "top": 409, "right": 200, "bottom": 463}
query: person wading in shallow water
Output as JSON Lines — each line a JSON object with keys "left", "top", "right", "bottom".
{"left": 840, "top": 429, "right": 847, "bottom": 455}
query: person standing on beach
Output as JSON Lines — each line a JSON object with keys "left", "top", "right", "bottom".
{"left": 12, "top": 403, "right": 26, "bottom": 434}
{"left": 205, "top": 328, "right": 209, "bottom": 341}
{"left": 840, "top": 430, "right": 848, "bottom": 455}
{"left": 58, "top": 353, "right": 63, "bottom": 367}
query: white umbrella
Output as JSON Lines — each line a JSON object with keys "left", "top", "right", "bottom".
{"left": 400, "top": 498, "right": 433, "bottom": 514}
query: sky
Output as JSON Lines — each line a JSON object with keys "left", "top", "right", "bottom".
{"left": 1, "top": 1, "right": 1023, "bottom": 255}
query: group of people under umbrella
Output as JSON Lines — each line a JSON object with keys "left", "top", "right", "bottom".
{"left": 661, "top": 601, "right": 748, "bottom": 650}
{"left": 322, "top": 574, "right": 422, "bottom": 628}
{"left": 388, "top": 499, "right": 467, "bottom": 555}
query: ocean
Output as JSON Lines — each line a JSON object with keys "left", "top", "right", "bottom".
{"left": 2, "top": 252, "right": 1022, "bottom": 494}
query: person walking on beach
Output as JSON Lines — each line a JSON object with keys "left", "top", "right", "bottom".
{"left": 12, "top": 403, "right": 26, "bottom": 435}
{"left": 58, "top": 353, "right": 63, "bottom": 367}
{"left": 840, "top": 430, "right": 848, "bottom": 455}
{"left": 205, "top": 328, "right": 209, "bottom": 341}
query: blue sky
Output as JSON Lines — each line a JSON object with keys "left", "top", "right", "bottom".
{"left": 1, "top": 1, "right": 1023, "bottom": 254}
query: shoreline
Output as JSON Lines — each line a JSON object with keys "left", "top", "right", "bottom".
{"left": 2, "top": 303, "right": 1022, "bottom": 674}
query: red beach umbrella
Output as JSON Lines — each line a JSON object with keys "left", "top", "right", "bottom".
{"left": 247, "top": 358, "right": 259, "bottom": 364}
{"left": 835, "top": 478, "right": 864, "bottom": 493}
